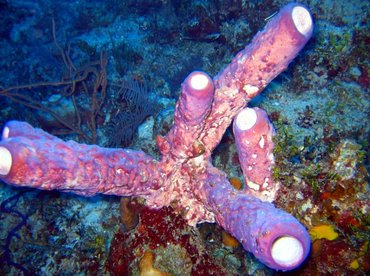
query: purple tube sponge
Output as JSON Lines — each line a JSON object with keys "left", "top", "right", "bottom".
{"left": 233, "top": 107, "right": 278, "bottom": 201}
{"left": 203, "top": 173, "right": 311, "bottom": 271}
{"left": 0, "top": 2, "right": 314, "bottom": 271}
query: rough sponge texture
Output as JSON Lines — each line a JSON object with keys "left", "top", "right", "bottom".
{"left": 0, "top": 2, "right": 313, "bottom": 271}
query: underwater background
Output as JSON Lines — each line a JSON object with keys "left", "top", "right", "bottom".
{"left": 0, "top": 0, "right": 369, "bottom": 275}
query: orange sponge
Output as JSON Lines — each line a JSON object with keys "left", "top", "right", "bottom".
{"left": 139, "top": 251, "right": 168, "bottom": 276}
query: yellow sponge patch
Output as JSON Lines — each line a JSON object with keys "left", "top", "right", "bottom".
{"left": 309, "top": 224, "right": 339, "bottom": 241}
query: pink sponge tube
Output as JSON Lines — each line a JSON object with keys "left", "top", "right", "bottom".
{"left": 201, "top": 2, "right": 314, "bottom": 154}
{"left": 0, "top": 121, "right": 161, "bottom": 197}
{"left": 233, "top": 107, "right": 278, "bottom": 201}
{"left": 203, "top": 172, "right": 311, "bottom": 271}
{"left": 222, "top": 2, "right": 314, "bottom": 97}
{"left": 0, "top": 2, "right": 314, "bottom": 272}
{"left": 177, "top": 71, "right": 214, "bottom": 125}
{"left": 158, "top": 71, "right": 214, "bottom": 159}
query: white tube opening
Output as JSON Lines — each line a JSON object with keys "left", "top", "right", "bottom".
{"left": 271, "top": 236, "right": 304, "bottom": 267}
{"left": 292, "top": 6, "right": 313, "bottom": 37}
{"left": 235, "top": 108, "right": 257, "bottom": 131}
{"left": 190, "top": 73, "right": 210, "bottom": 90}
{"left": 2, "top": 126, "right": 10, "bottom": 140}
{"left": 0, "top": 146, "right": 12, "bottom": 176}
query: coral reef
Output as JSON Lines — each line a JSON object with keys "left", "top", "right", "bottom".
{"left": 106, "top": 205, "right": 229, "bottom": 275}
{"left": 0, "top": 0, "right": 369, "bottom": 275}
{"left": 0, "top": 3, "right": 315, "bottom": 272}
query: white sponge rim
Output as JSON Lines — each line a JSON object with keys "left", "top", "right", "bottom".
{"left": 235, "top": 108, "right": 258, "bottom": 131}
{"left": 271, "top": 236, "right": 304, "bottom": 267}
{"left": 0, "top": 146, "right": 12, "bottom": 176}
{"left": 292, "top": 6, "right": 313, "bottom": 37}
{"left": 190, "top": 72, "right": 210, "bottom": 91}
